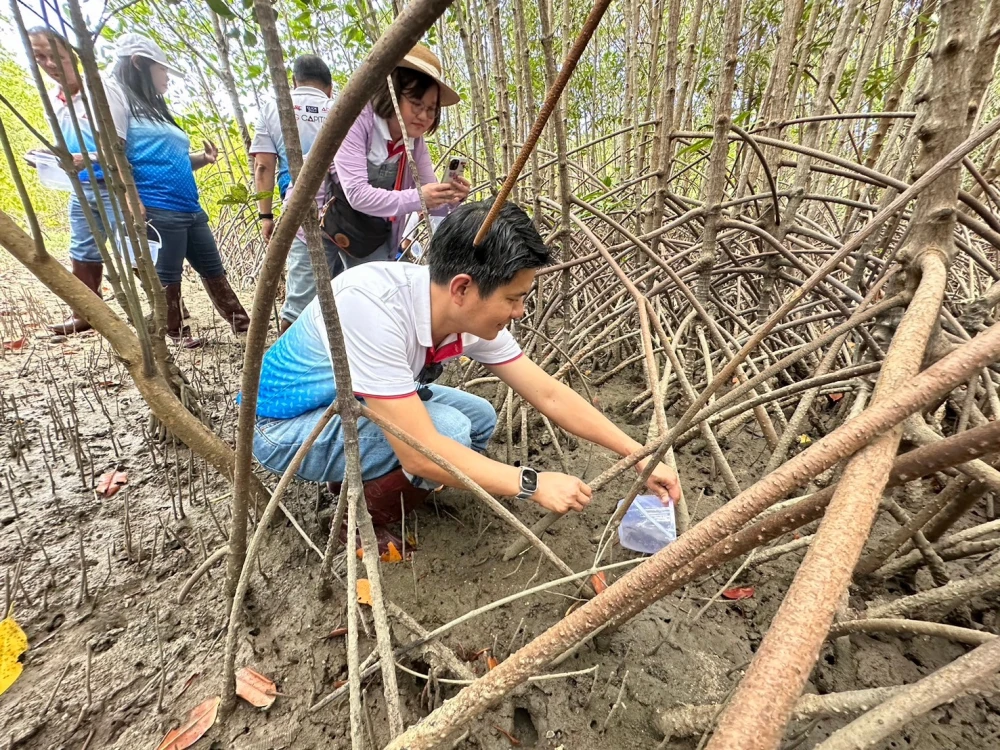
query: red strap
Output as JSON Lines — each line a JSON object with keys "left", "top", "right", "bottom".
{"left": 425, "top": 338, "right": 464, "bottom": 364}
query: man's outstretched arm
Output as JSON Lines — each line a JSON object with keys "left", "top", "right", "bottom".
{"left": 364, "top": 393, "right": 592, "bottom": 513}
{"left": 488, "top": 356, "right": 682, "bottom": 503}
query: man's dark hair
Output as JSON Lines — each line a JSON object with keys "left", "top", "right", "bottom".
{"left": 429, "top": 200, "right": 552, "bottom": 297}
{"left": 293, "top": 55, "right": 332, "bottom": 89}
{"left": 370, "top": 67, "right": 441, "bottom": 135}
{"left": 113, "top": 57, "right": 177, "bottom": 127}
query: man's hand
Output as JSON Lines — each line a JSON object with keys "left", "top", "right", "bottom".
{"left": 637, "top": 458, "right": 682, "bottom": 505}
{"left": 261, "top": 217, "right": 275, "bottom": 241}
{"left": 533, "top": 472, "right": 593, "bottom": 513}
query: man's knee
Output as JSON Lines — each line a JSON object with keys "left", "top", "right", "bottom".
{"left": 428, "top": 404, "right": 474, "bottom": 447}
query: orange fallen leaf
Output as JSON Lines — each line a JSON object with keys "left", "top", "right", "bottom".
{"left": 493, "top": 725, "right": 521, "bottom": 746}
{"left": 155, "top": 695, "right": 220, "bottom": 750}
{"left": 357, "top": 579, "right": 372, "bottom": 606}
{"left": 380, "top": 542, "right": 403, "bottom": 564}
{"left": 95, "top": 470, "right": 127, "bottom": 498}
{"left": 591, "top": 572, "right": 608, "bottom": 594}
{"left": 333, "top": 679, "right": 346, "bottom": 689}
{"left": 721, "top": 586, "right": 755, "bottom": 601}
{"left": 2, "top": 338, "right": 25, "bottom": 351}
{"left": 327, "top": 627, "right": 348, "bottom": 639}
{"left": 487, "top": 655, "right": 499, "bottom": 670}
{"left": 828, "top": 392, "right": 844, "bottom": 403}
{"left": 235, "top": 666, "right": 277, "bottom": 709}
{"left": 356, "top": 548, "right": 364, "bottom": 560}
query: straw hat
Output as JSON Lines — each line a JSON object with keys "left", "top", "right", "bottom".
{"left": 396, "top": 43, "right": 459, "bottom": 107}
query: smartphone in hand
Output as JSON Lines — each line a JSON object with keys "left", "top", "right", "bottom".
{"left": 444, "top": 157, "right": 468, "bottom": 183}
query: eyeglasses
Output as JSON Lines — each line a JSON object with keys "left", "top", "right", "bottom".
{"left": 404, "top": 95, "right": 438, "bottom": 120}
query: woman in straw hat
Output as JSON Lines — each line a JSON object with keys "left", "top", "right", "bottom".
{"left": 280, "top": 43, "right": 470, "bottom": 331}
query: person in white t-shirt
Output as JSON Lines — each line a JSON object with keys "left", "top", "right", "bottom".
{"left": 250, "top": 200, "right": 681, "bottom": 552}
{"left": 250, "top": 55, "right": 342, "bottom": 335}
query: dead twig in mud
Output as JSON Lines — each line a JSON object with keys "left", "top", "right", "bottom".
{"left": 176, "top": 545, "right": 229, "bottom": 604}
{"left": 655, "top": 687, "right": 908, "bottom": 740}
{"left": 827, "top": 618, "right": 996, "bottom": 646}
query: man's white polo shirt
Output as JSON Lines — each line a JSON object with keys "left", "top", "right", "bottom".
{"left": 250, "top": 85, "right": 334, "bottom": 196}
{"left": 255, "top": 263, "right": 522, "bottom": 419}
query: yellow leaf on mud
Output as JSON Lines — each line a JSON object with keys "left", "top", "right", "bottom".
{"left": 235, "top": 666, "right": 277, "bottom": 708}
{"left": 154, "top": 695, "right": 220, "bottom": 750}
{"left": 357, "top": 579, "right": 373, "bottom": 606}
{"left": 380, "top": 542, "right": 403, "bottom": 564}
{"left": 0, "top": 614, "right": 28, "bottom": 696}
{"left": 798, "top": 434, "right": 812, "bottom": 446}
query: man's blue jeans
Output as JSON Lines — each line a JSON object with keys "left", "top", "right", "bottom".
{"left": 252, "top": 385, "right": 497, "bottom": 483}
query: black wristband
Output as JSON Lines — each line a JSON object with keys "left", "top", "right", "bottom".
{"left": 258, "top": 212, "right": 274, "bottom": 220}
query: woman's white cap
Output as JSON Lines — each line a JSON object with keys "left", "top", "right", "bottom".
{"left": 115, "top": 33, "right": 185, "bottom": 77}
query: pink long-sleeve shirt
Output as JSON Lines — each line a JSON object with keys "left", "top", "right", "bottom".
{"left": 292, "top": 104, "right": 449, "bottom": 250}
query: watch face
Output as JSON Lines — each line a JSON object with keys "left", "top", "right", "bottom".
{"left": 522, "top": 469, "right": 538, "bottom": 493}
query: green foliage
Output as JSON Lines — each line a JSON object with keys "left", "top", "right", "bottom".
{"left": 206, "top": 0, "right": 237, "bottom": 20}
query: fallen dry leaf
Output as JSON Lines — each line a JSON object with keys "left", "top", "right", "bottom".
{"left": 0, "top": 614, "right": 28, "bottom": 697}
{"left": 721, "top": 587, "right": 755, "bottom": 601}
{"left": 155, "top": 695, "right": 220, "bottom": 750}
{"left": 797, "top": 434, "right": 812, "bottom": 447}
{"left": 380, "top": 542, "right": 403, "bottom": 564}
{"left": 828, "top": 392, "right": 844, "bottom": 403}
{"left": 327, "top": 627, "right": 348, "bottom": 639}
{"left": 2, "top": 338, "right": 25, "bottom": 351}
{"left": 95, "top": 470, "right": 127, "bottom": 498}
{"left": 486, "top": 655, "right": 499, "bottom": 670}
{"left": 493, "top": 725, "right": 521, "bottom": 746}
{"left": 235, "top": 666, "right": 277, "bottom": 709}
{"left": 356, "top": 579, "right": 372, "bottom": 606}
{"left": 590, "top": 572, "right": 608, "bottom": 594}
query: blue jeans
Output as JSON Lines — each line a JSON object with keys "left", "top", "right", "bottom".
{"left": 252, "top": 385, "right": 497, "bottom": 483}
{"left": 69, "top": 182, "right": 121, "bottom": 263}
{"left": 146, "top": 206, "right": 226, "bottom": 285}
{"left": 280, "top": 236, "right": 344, "bottom": 323}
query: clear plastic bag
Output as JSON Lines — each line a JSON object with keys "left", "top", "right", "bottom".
{"left": 617, "top": 495, "right": 676, "bottom": 554}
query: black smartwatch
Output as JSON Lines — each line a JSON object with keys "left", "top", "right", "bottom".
{"left": 258, "top": 212, "right": 274, "bottom": 220}
{"left": 516, "top": 467, "right": 539, "bottom": 500}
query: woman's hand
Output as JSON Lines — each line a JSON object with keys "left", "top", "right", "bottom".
{"left": 420, "top": 182, "right": 457, "bottom": 209}
{"left": 202, "top": 140, "right": 218, "bottom": 165}
{"left": 636, "top": 458, "right": 682, "bottom": 505}
{"left": 448, "top": 175, "right": 471, "bottom": 204}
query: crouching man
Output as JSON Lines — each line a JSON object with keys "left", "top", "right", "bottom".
{"left": 251, "top": 200, "right": 680, "bottom": 551}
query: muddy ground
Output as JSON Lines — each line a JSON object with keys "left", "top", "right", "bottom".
{"left": 1, "top": 258, "right": 999, "bottom": 749}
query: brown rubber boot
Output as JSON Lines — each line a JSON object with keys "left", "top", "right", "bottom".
{"left": 48, "top": 260, "right": 103, "bottom": 335}
{"left": 329, "top": 468, "right": 431, "bottom": 555}
{"left": 201, "top": 274, "right": 250, "bottom": 334}
{"left": 164, "top": 283, "right": 203, "bottom": 349}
